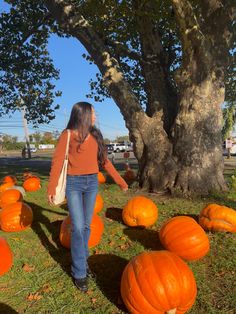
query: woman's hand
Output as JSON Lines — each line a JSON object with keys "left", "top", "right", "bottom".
{"left": 48, "top": 195, "right": 55, "bottom": 205}
{"left": 120, "top": 186, "right": 128, "bottom": 192}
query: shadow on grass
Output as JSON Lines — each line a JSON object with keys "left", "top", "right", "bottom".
{"left": 123, "top": 227, "right": 164, "bottom": 251}
{"left": 105, "top": 207, "right": 123, "bottom": 223}
{"left": 28, "top": 202, "right": 71, "bottom": 277}
{"left": 0, "top": 303, "right": 18, "bottom": 313}
{"left": 171, "top": 213, "right": 199, "bottom": 222}
{"left": 88, "top": 253, "right": 128, "bottom": 312}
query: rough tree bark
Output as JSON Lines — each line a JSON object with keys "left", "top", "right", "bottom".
{"left": 44, "top": 0, "right": 235, "bottom": 195}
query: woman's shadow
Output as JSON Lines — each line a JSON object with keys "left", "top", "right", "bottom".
{"left": 88, "top": 253, "right": 128, "bottom": 312}
{"left": 0, "top": 303, "right": 18, "bottom": 314}
{"left": 27, "top": 202, "right": 71, "bottom": 277}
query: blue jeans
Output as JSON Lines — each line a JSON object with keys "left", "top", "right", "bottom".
{"left": 66, "top": 174, "right": 98, "bottom": 279}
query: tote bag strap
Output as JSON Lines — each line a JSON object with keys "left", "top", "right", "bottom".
{"left": 65, "top": 130, "right": 71, "bottom": 160}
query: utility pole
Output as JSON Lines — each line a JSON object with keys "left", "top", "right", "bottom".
{"left": 21, "top": 106, "right": 31, "bottom": 159}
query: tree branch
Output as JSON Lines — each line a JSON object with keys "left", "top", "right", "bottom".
{"left": 44, "top": 0, "right": 143, "bottom": 126}
{"left": 171, "top": 0, "right": 205, "bottom": 50}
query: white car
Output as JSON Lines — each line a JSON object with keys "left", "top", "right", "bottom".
{"left": 111, "top": 142, "right": 132, "bottom": 152}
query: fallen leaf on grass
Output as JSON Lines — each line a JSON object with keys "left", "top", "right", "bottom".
{"left": 41, "top": 283, "right": 52, "bottom": 293}
{"left": 22, "top": 264, "right": 35, "bottom": 272}
{"left": 91, "top": 298, "right": 97, "bottom": 304}
{"left": 26, "top": 292, "right": 42, "bottom": 301}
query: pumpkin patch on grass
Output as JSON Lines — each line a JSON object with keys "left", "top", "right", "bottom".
{"left": 159, "top": 216, "right": 210, "bottom": 261}
{"left": 98, "top": 171, "right": 106, "bottom": 184}
{"left": 0, "top": 237, "right": 13, "bottom": 276}
{"left": 0, "top": 189, "right": 23, "bottom": 207}
{"left": 199, "top": 203, "right": 236, "bottom": 233}
{"left": 23, "top": 176, "right": 41, "bottom": 192}
{"left": 60, "top": 214, "right": 104, "bottom": 249}
{"left": 122, "top": 195, "right": 158, "bottom": 227}
{"left": 0, "top": 202, "right": 33, "bottom": 232}
{"left": 121, "top": 250, "right": 197, "bottom": 314}
{"left": 94, "top": 194, "right": 104, "bottom": 214}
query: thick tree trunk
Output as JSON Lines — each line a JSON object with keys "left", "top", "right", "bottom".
{"left": 134, "top": 78, "right": 227, "bottom": 195}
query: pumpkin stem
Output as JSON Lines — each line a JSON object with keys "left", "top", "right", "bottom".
{"left": 166, "top": 309, "right": 176, "bottom": 314}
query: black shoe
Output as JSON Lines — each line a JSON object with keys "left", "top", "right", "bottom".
{"left": 73, "top": 277, "right": 88, "bottom": 292}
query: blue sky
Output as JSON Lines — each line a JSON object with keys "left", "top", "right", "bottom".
{"left": 0, "top": 1, "right": 128, "bottom": 141}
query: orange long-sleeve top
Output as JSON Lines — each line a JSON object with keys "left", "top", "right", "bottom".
{"left": 47, "top": 129, "right": 128, "bottom": 195}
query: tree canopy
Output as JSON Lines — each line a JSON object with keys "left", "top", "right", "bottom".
{"left": 0, "top": 0, "right": 235, "bottom": 126}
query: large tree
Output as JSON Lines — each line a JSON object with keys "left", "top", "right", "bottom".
{"left": 0, "top": 0, "right": 235, "bottom": 195}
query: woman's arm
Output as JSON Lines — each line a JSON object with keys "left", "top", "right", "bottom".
{"left": 102, "top": 158, "right": 128, "bottom": 191}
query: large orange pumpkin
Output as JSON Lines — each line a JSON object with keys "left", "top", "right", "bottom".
{"left": 2, "top": 175, "right": 17, "bottom": 185}
{"left": 98, "top": 171, "right": 106, "bottom": 184}
{"left": 0, "top": 237, "right": 13, "bottom": 276}
{"left": 0, "top": 189, "right": 23, "bottom": 207}
{"left": 199, "top": 203, "right": 236, "bottom": 233}
{"left": 0, "top": 182, "right": 14, "bottom": 193}
{"left": 59, "top": 215, "right": 104, "bottom": 249}
{"left": 159, "top": 216, "right": 210, "bottom": 261}
{"left": 94, "top": 194, "right": 104, "bottom": 213}
{"left": 122, "top": 196, "right": 158, "bottom": 227}
{"left": 23, "top": 176, "right": 41, "bottom": 192}
{"left": 121, "top": 250, "right": 197, "bottom": 314}
{"left": 0, "top": 202, "right": 33, "bottom": 232}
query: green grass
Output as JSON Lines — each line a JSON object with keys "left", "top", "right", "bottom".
{"left": 0, "top": 162, "right": 236, "bottom": 314}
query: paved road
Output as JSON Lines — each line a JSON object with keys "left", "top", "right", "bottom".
{"left": 0, "top": 151, "right": 138, "bottom": 170}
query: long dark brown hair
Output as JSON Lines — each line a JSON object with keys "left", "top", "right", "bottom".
{"left": 66, "top": 102, "right": 107, "bottom": 167}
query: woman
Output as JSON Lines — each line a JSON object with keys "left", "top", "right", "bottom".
{"left": 47, "top": 102, "right": 128, "bottom": 292}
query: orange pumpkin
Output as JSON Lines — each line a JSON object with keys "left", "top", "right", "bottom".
{"left": 0, "top": 202, "right": 33, "bottom": 232}
{"left": 23, "top": 177, "right": 41, "bottom": 192}
{"left": 2, "top": 175, "right": 17, "bottom": 185}
{"left": 0, "top": 189, "right": 23, "bottom": 207}
{"left": 60, "top": 215, "right": 104, "bottom": 249}
{"left": 122, "top": 196, "right": 158, "bottom": 227}
{"left": 94, "top": 194, "right": 104, "bottom": 213}
{"left": 121, "top": 250, "right": 197, "bottom": 314}
{"left": 159, "top": 216, "right": 210, "bottom": 261}
{"left": 199, "top": 203, "right": 236, "bottom": 233}
{"left": 0, "top": 237, "right": 13, "bottom": 276}
{"left": 0, "top": 182, "right": 14, "bottom": 193}
{"left": 123, "top": 164, "right": 136, "bottom": 184}
{"left": 98, "top": 171, "right": 106, "bottom": 184}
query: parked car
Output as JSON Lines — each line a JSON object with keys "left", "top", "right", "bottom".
{"left": 111, "top": 142, "right": 132, "bottom": 152}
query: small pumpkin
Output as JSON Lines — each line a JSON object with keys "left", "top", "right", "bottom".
{"left": 199, "top": 203, "right": 236, "bottom": 233}
{"left": 0, "top": 189, "right": 23, "bottom": 207}
{"left": 60, "top": 215, "right": 104, "bottom": 249}
{"left": 98, "top": 171, "right": 106, "bottom": 184}
{"left": 159, "top": 216, "right": 210, "bottom": 261}
{"left": 0, "top": 182, "right": 14, "bottom": 193}
{"left": 0, "top": 237, "right": 13, "bottom": 276}
{"left": 123, "top": 164, "right": 136, "bottom": 184}
{"left": 121, "top": 250, "right": 197, "bottom": 314}
{"left": 0, "top": 202, "right": 33, "bottom": 232}
{"left": 23, "top": 176, "right": 41, "bottom": 192}
{"left": 94, "top": 194, "right": 104, "bottom": 214}
{"left": 122, "top": 195, "right": 158, "bottom": 227}
{"left": 2, "top": 175, "right": 17, "bottom": 185}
